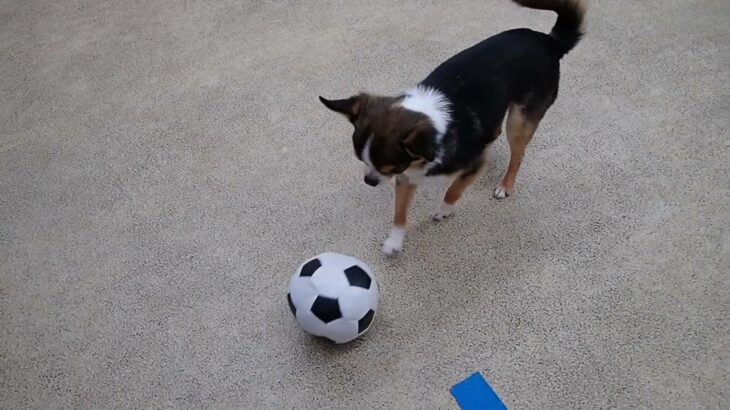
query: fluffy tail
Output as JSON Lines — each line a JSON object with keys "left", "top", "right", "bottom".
{"left": 511, "top": 0, "right": 586, "bottom": 56}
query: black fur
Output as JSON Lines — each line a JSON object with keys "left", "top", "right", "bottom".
{"left": 318, "top": 0, "right": 586, "bottom": 254}
{"left": 423, "top": 0, "right": 584, "bottom": 176}
{"left": 512, "top": 0, "right": 585, "bottom": 55}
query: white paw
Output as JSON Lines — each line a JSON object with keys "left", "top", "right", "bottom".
{"left": 382, "top": 227, "right": 404, "bottom": 255}
{"left": 432, "top": 202, "right": 454, "bottom": 221}
{"left": 382, "top": 238, "right": 402, "bottom": 255}
{"left": 494, "top": 184, "right": 512, "bottom": 199}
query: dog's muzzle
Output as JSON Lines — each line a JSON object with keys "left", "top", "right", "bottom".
{"left": 363, "top": 168, "right": 381, "bottom": 187}
{"left": 364, "top": 174, "right": 380, "bottom": 187}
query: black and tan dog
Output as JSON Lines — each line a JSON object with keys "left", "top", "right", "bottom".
{"left": 321, "top": 0, "right": 586, "bottom": 254}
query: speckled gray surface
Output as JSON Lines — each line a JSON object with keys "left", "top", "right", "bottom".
{"left": 1, "top": 0, "right": 728, "bottom": 408}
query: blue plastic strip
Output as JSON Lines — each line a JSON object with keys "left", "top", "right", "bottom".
{"left": 450, "top": 372, "right": 507, "bottom": 410}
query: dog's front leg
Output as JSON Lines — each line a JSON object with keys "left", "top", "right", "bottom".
{"left": 383, "top": 176, "right": 417, "bottom": 255}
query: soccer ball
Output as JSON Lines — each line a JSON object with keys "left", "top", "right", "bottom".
{"left": 287, "top": 253, "right": 379, "bottom": 344}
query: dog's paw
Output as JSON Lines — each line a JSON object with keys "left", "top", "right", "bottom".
{"left": 493, "top": 184, "right": 512, "bottom": 199}
{"left": 432, "top": 202, "right": 454, "bottom": 221}
{"left": 382, "top": 238, "right": 402, "bottom": 255}
{"left": 382, "top": 227, "right": 404, "bottom": 256}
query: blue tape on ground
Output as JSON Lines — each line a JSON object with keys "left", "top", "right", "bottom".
{"left": 450, "top": 372, "right": 507, "bottom": 410}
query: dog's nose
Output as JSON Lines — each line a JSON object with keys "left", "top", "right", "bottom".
{"left": 364, "top": 175, "right": 380, "bottom": 187}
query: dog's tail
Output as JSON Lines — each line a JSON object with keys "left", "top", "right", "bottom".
{"left": 511, "top": 0, "right": 586, "bottom": 56}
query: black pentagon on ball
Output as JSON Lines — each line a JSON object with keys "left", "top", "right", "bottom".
{"left": 358, "top": 309, "right": 375, "bottom": 333}
{"left": 299, "top": 258, "right": 322, "bottom": 277}
{"left": 286, "top": 293, "right": 296, "bottom": 316}
{"left": 310, "top": 296, "right": 341, "bottom": 323}
{"left": 344, "top": 265, "right": 371, "bottom": 289}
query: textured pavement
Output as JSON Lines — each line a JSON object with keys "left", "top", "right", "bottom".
{"left": 1, "top": 0, "right": 728, "bottom": 408}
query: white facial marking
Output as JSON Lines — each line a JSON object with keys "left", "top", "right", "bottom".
{"left": 361, "top": 135, "right": 381, "bottom": 179}
{"left": 362, "top": 136, "right": 374, "bottom": 169}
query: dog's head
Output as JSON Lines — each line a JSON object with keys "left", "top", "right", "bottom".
{"left": 319, "top": 94, "right": 437, "bottom": 186}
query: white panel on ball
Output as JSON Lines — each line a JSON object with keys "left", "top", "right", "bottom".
{"left": 287, "top": 252, "right": 379, "bottom": 344}
{"left": 368, "top": 280, "right": 379, "bottom": 309}
{"left": 338, "top": 287, "right": 372, "bottom": 320}
{"left": 288, "top": 277, "right": 318, "bottom": 311}
{"left": 324, "top": 319, "right": 359, "bottom": 344}
{"left": 310, "top": 266, "right": 350, "bottom": 299}
{"left": 295, "top": 309, "right": 326, "bottom": 337}
{"left": 317, "top": 253, "right": 362, "bottom": 272}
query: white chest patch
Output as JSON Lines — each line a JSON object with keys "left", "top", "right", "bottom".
{"left": 399, "top": 85, "right": 451, "bottom": 141}
{"left": 403, "top": 167, "right": 427, "bottom": 184}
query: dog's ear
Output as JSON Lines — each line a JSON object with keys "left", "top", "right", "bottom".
{"left": 319, "top": 95, "right": 365, "bottom": 122}
{"left": 402, "top": 122, "right": 436, "bottom": 162}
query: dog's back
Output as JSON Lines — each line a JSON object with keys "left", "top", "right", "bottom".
{"left": 423, "top": 0, "right": 586, "bottom": 176}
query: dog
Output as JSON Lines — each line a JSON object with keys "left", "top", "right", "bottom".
{"left": 320, "top": 0, "right": 585, "bottom": 255}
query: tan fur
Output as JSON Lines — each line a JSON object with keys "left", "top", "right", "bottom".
{"left": 321, "top": 0, "right": 587, "bottom": 253}
{"left": 444, "top": 163, "right": 487, "bottom": 205}
{"left": 393, "top": 179, "right": 417, "bottom": 227}
{"left": 380, "top": 165, "right": 395, "bottom": 174}
{"left": 498, "top": 104, "right": 540, "bottom": 194}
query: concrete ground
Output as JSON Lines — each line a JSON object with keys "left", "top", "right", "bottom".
{"left": 1, "top": 0, "right": 728, "bottom": 408}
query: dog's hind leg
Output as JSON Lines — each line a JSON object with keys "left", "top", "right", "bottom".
{"left": 494, "top": 104, "right": 542, "bottom": 199}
